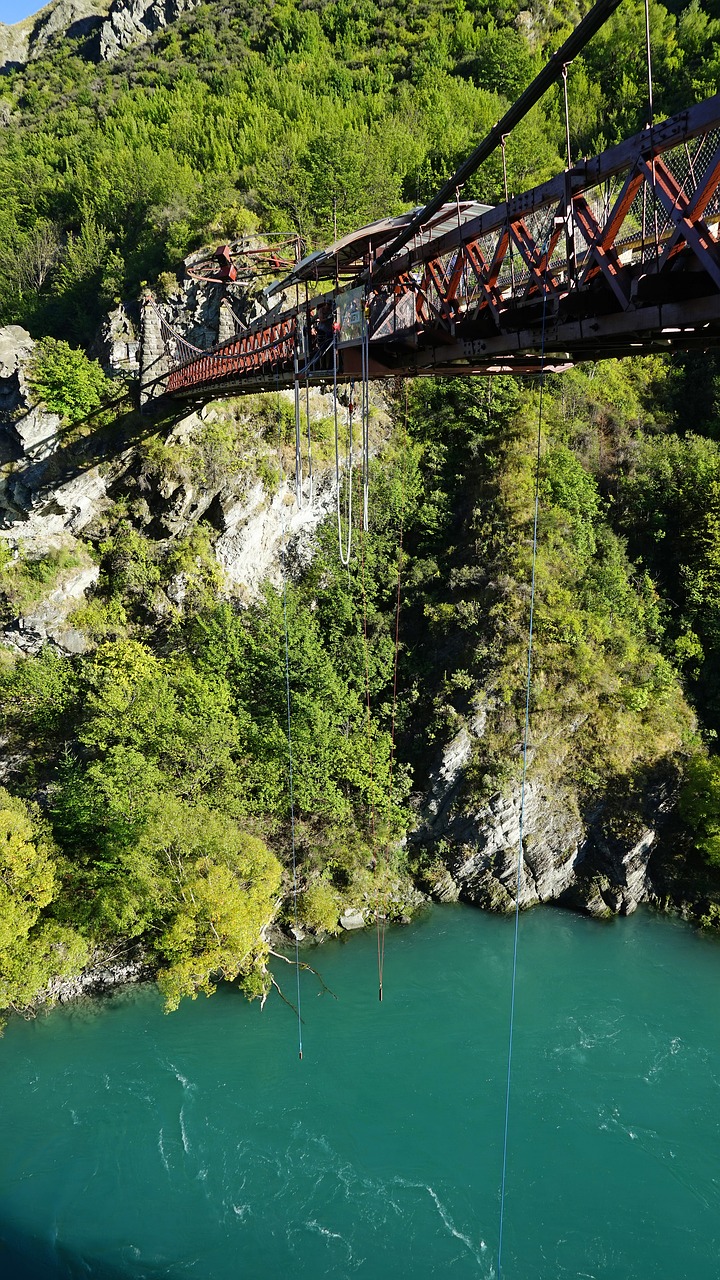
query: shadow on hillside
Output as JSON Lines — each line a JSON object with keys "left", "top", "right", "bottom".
{"left": 3, "top": 389, "right": 185, "bottom": 512}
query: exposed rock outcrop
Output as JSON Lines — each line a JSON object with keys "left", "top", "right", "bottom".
{"left": 93, "top": 302, "right": 141, "bottom": 378}
{"left": 98, "top": 0, "right": 199, "bottom": 59}
{"left": 0, "top": 0, "right": 197, "bottom": 71}
{"left": 0, "top": 0, "right": 110, "bottom": 71}
{"left": 215, "top": 471, "right": 337, "bottom": 599}
{"left": 44, "top": 948, "right": 153, "bottom": 1004}
{"left": 3, "top": 559, "right": 99, "bottom": 656}
{"left": 415, "top": 713, "right": 673, "bottom": 919}
{"left": 0, "top": 324, "right": 34, "bottom": 424}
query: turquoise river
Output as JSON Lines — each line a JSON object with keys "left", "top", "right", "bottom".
{"left": 1, "top": 905, "right": 719, "bottom": 1279}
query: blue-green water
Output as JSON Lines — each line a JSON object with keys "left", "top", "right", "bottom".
{"left": 1, "top": 905, "right": 719, "bottom": 1279}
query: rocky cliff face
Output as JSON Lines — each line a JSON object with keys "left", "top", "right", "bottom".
{"left": 0, "top": 0, "right": 198, "bottom": 70}
{"left": 415, "top": 715, "right": 676, "bottom": 919}
{"left": 0, "top": 0, "right": 110, "bottom": 70}
{"left": 98, "top": 0, "right": 199, "bottom": 59}
{"left": 0, "top": 321, "right": 342, "bottom": 659}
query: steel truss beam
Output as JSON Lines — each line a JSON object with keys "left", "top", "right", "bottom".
{"left": 161, "top": 95, "right": 720, "bottom": 401}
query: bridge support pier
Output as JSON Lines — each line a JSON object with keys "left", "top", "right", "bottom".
{"left": 139, "top": 293, "right": 170, "bottom": 408}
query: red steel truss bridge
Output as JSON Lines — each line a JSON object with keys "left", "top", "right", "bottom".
{"left": 144, "top": 1, "right": 720, "bottom": 404}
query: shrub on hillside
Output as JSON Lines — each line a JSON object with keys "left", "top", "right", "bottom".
{"left": 27, "top": 338, "right": 114, "bottom": 424}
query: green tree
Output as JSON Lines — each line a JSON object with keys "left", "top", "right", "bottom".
{"left": 139, "top": 797, "right": 282, "bottom": 1009}
{"left": 27, "top": 337, "right": 114, "bottom": 423}
{"left": 680, "top": 755, "right": 720, "bottom": 866}
{"left": 0, "top": 789, "right": 87, "bottom": 1018}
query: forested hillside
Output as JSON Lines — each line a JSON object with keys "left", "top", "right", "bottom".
{"left": 2, "top": 0, "right": 720, "bottom": 1023}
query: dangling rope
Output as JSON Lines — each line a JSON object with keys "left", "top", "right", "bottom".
{"left": 378, "top": 381, "right": 410, "bottom": 1002}
{"left": 496, "top": 256, "right": 550, "bottom": 1278}
{"left": 301, "top": 282, "right": 314, "bottom": 505}
{"left": 334, "top": 329, "right": 353, "bottom": 567}
{"left": 361, "top": 295, "right": 371, "bottom": 533}
{"left": 305, "top": 366, "right": 314, "bottom": 505}
{"left": 292, "top": 363, "right": 302, "bottom": 506}
{"left": 275, "top": 365, "right": 304, "bottom": 1061}
{"left": 359, "top": 520, "right": 379, "bottom": 997}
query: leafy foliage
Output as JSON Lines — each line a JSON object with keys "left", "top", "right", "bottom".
{"left": 27, "top": 338, "right": 116, "bottom": 423}
{"left": 680, "top": 755, "right": 720, "bottom": 866}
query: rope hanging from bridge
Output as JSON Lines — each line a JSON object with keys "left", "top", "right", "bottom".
{"left": 293, "top": 338, "right": 304, "bottom": 508}
{"left": 333, "top": 332, "right": 353, "bottom": 567}
{"left": 305, "top": 361, "right": 314, "bottom": 506}
{"left": 303, "top": 283, "right": 315, "bottom": 505}
{"left": 276, "top": 366, "right": 304, "bottom": 1061}
{"left": 378, "top": 383, "right": 410, "bottom": 1003}
{"left": 361, "top": 295, "right": 371, "bottom": 533}
{"left": 496, "top": 257, "right": 550, "bottom": 1280}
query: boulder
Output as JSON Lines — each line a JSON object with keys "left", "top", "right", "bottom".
{"left": 339, "top": 908, "right": 366, "bottom": 931}
{"left": 10, "top": 405, "right": 62, "bottom": 461}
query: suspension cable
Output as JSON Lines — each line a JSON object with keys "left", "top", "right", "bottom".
{"left": 496, "top": 256, "right": 549, "bottom": 1279}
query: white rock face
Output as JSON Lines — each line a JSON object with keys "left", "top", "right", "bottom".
{"left": 215, "top": 474, "right": 337, "bottom": 600}
{"left": 30, "top": 0, "right": 110, "bottom": 53}
{"left": 0, "top": 0, "right": 110, "bottom": 70}
{"left": 0, "top": 0, "right": 196, "bottom": 70}
{"left": 10, "top": 405, "right": 62, "bottom": 461}
{"left": 4, "top": 562, "right": 100, "bottom": 656}
{"left": 1, "top": 457, "right": 118, "bottom": 538}
{"left": 449, "top": 780, "right": 584, "bottom": 910}
{"left": 0, "top": 325, "right": 34, "bottom": 418}
{"left": 339, "top": 908, "right": 366, "bottom": 930}
{"left": 98, "top": 0, "right": 199, "bottom": 59}
{"left": 0, "top": 325, "right": 34, "bottom": 380}
{"left": 415, "top": 704, "right": 668, "bottom": 917}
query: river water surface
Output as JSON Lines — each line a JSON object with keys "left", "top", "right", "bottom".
{"left": 1, "top": 905, "right": 719, "bottom": 1279}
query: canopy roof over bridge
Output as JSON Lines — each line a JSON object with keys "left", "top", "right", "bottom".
{"left": 269, "top": 201, "right": 492, "bottom": 295}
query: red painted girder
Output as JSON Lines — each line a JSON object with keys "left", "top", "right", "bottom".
{"left": 573, "top": 195, "right": 633, "bottom": 308}
{"left": 372, "top": 96, "right": 720, "bottom": 286}
{"left": 640, "top": 156, "right": 720, "bottom": 290}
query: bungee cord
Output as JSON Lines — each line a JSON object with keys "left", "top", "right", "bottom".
{"left": 378, "top": 382, "right": 410, "bottom": 1003}
{"left": 333, "top": 331, "right": 354, "bottom": 568}
{"left": 496, "top": 254, "right": 550, "bottom": 1279}
{"left": 275, "top": 364, "right": 304, "bottom": 1061}
{"left": 361, "top": 297, "right": 371, "bottom": 534}
{"left": 305, "top": 365, "right": 314, "bottom": 505}
{"left": 293, "top": 338, "right": 303, "bottom": 509}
